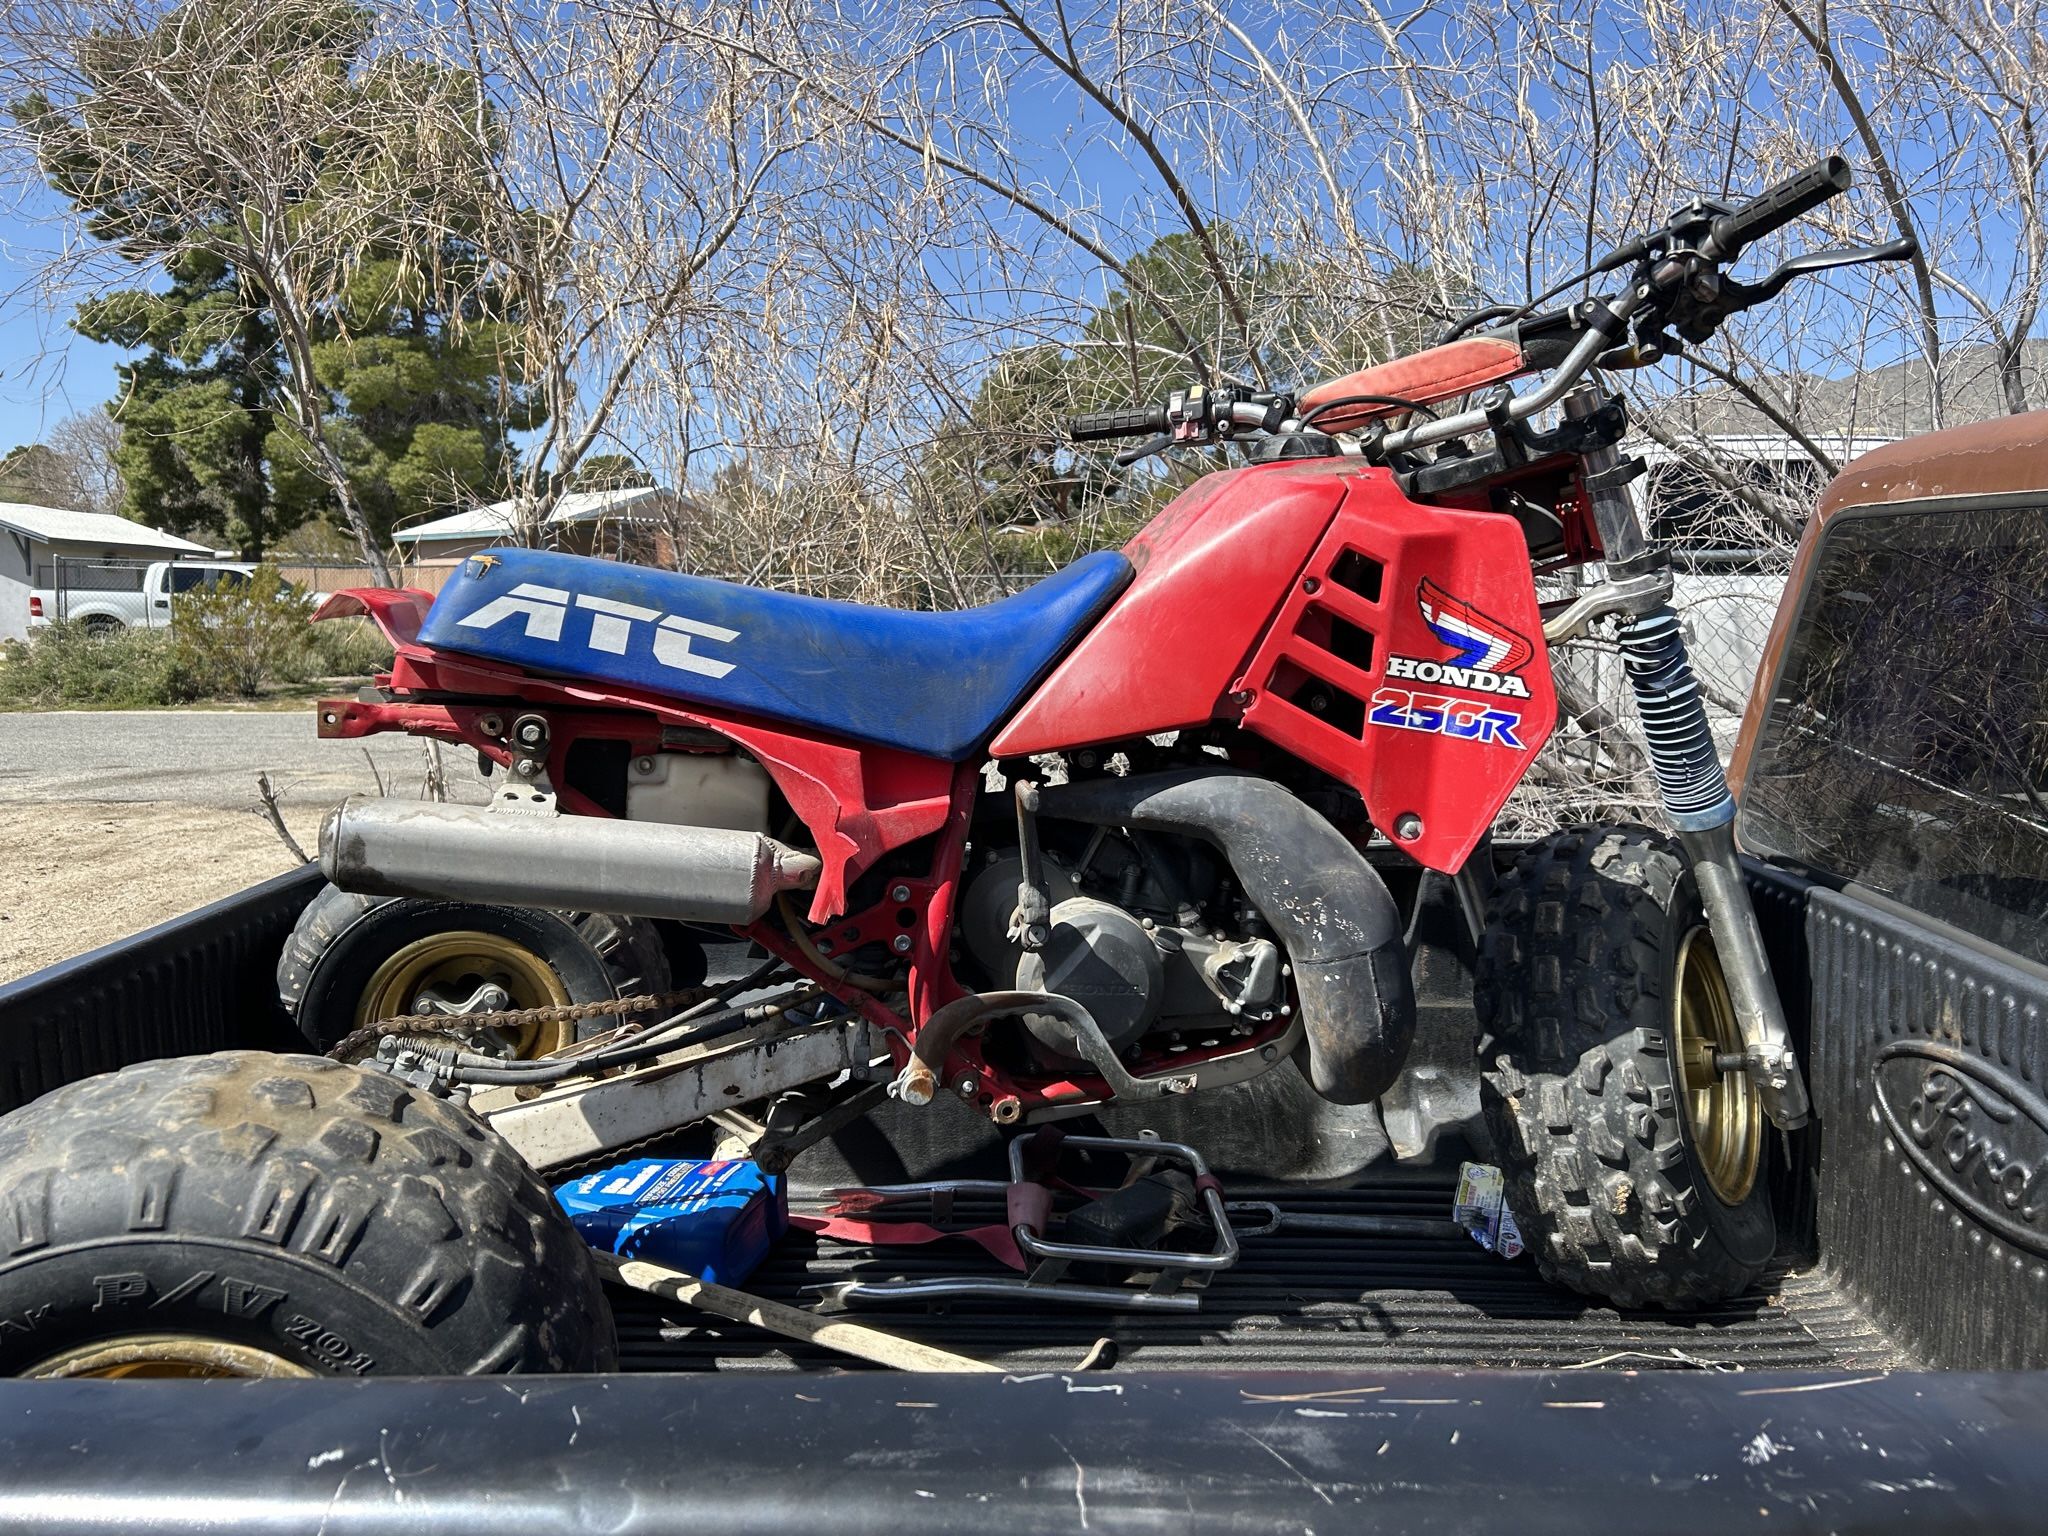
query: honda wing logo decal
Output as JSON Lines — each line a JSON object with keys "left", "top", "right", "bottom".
{"left": 1381, "top": 579, "right": 1534, "bottom": 701}
{"left": 456, "top": 582, "right": 739, "bottom": 679}
{"left": 1416, "top": 579, "right": 1535, "bottom": 675}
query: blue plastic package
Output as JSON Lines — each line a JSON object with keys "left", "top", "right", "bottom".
{"left": 555, "top": 1159, "right": 788, "bottom": 1284}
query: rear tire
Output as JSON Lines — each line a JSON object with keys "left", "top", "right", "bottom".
{"left": 0, "top": 1052, "right": 615, "bottom": 1378}
{"left": 1474, "top": 826, "right": 1774, "bottom": 1309}
{"left": 278, "top": 885, "right": 672, "bottom": 1057}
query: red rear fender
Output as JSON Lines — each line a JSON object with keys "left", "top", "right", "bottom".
{"left": 315, "top": 638, "right": 958, "bottom": 924}
{"left": 314, "top": 586, "right": 435, "bottom": 647}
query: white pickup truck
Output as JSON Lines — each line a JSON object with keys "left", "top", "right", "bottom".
{"left": 27, "top": 559, "right": 259, "bottom": 634}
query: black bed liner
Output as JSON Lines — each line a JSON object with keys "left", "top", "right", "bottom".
{"left": 612, "top": 1172, "right": 1904, "bottom": 1374}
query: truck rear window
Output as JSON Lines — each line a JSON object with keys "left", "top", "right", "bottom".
{"left": 166, "top": 567, "right": 255, "bottom": 593}
{"left": 1739, "top": 501, "right": 2048, "bottom": 966}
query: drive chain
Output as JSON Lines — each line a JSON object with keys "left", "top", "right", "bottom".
{"left": 325, "top": 987, "right": 716, "bottom": 1063}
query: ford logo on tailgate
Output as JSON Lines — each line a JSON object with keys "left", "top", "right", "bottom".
{"left": 1874, "top": 1041, "right": 2048, "bottom": 1257}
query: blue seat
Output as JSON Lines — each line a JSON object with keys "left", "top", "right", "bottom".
{"left": 417, "top": 546, "right": 1132, "bottom": 760}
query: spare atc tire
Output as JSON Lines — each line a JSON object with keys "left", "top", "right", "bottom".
{"left": 278, "top": 885, "right": 674, "bottom": 1059}
{"left": 0, "top": 1052, "right": 616, "bottom": 1378}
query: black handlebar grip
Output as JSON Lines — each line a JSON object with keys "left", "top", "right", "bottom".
{"left": 1070, "top": 406, "right": 1169, "bottom": 442}
{"left": 1710, "top": 155, "right": 1853, "bottom": 257}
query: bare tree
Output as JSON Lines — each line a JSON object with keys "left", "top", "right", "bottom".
{"left": 393, "top": 0, "right": 842, "bottom": 545}
{"left": 46, "top": 407, "right": 123, "bottom": 513}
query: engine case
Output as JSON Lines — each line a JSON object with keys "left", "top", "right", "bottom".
{"left": 1020, "top": 898, "right": 1163, "bottom": 1053}
{"left": 961, "top": 848, "right": 1285, "bottom": 1064}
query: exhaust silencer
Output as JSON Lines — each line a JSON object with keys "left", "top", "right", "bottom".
{"left": 319, "top": 796, "right": 822, "bottom": 925}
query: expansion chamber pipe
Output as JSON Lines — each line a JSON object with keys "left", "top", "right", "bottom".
{"left": 1036, "top": 770, "right": 1415, "bottom": 1105}
{"left": 320, "top": 797, "right": 822, "bottom": 925}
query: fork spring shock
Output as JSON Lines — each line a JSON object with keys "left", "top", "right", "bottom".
{"left": 1616, "top": 606, "right": 1735, "bottom": 830}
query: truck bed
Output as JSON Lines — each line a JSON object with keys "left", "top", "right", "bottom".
{"left": 9, "top": 837, "right": 2048, "bottom": 1533}
{"left": 0, "top": 865, "right": 1920, "bottom": 1381}
{"left": 613, "top": 1171, "right": 1904, "bottom": 1375}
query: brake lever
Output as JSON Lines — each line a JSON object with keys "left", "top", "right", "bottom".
{"left": 1663, "top": 234, "right": 1919, "bottom": 346}
{"left": 1113, "top": 434, "right": 1174, "bottom": 467}
{"left": 1748, "top": 235, "right": 1919, "bottom": 304}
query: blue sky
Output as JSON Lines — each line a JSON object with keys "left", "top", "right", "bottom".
{"left": 0, "top": 178, "right": 128, "bottom": 452}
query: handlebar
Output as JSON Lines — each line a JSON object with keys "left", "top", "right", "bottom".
{"left": 1067, "top": 388, "right": 1292, "bottom": 461}
{"left": 1708, "top": 155, "right": 1852, "bottom": 260}
{"left": 1070, "top": 406, "right": 1169, "bottom": 442}
{"left": 1068, "top": 153, "right": 1888, "bottom": 464}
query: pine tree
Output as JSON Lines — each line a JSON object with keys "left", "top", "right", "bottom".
{"left": 18, "top": 0, "right": 539, "bottom": 559}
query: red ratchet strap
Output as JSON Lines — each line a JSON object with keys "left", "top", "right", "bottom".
{"left": 788, "top": 1208, "right": 1026, "bottom": 1271}
{"left": 790, "top": 1127, "right": 1084, "bottom": 1273}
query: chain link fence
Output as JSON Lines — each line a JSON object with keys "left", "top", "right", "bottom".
{"left": 35, "top": 556, "right": 152, "bottom": 623}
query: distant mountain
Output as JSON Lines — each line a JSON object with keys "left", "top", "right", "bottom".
{"left": 1663, "top": 339, "right": 2048, "bottom": 441}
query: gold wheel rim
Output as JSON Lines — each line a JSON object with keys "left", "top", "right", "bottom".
{"left": 354, "top": 930, "right": 572, "bottom": 1059}
{"left": 1673, "top": 926, "right": 1763, "bottom": 1205}
{"left": 24, "top": 1334, "right": 316, "bottom": 1380}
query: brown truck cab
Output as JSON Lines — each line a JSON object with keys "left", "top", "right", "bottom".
{"left": 1732, "top": 410, "right": 2048, "bottom": 1367}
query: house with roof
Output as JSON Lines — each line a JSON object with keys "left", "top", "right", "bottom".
{"left": 391, "top": 487, "right": 681, "bottom": 567}
{"left": 1638, "top": 340, "right": 2048, "bottom": 558}
{"left": 0, "top": 503, "right": 213, "bottom": 641}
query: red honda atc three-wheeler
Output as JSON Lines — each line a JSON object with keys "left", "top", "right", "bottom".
{"left": 0, "top": 155, "right": 1921, "bottom": 1379}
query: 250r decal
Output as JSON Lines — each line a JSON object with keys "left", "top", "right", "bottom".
{"left": 1368, "top": 687, "right": 1524, "bottom": 749}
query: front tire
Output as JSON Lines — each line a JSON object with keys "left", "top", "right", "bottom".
{"left": 1475, "top": 826, "right": 1774, "bottom": 1309}
{"left": 0, "top": 1052, "right": 615, "bottom": 1378}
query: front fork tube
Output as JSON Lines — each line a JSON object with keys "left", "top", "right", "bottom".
{"left": 1613, "top": 608, "right": 1808, "bottom": 1129}
{"left": 1681, "top": 823, "right": 1810, "bottom": 1129}
{"left": 1565, "top": 385, "right": 1810, "bottom": 1130}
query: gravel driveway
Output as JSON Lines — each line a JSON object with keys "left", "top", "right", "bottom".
{"left": 0, "top": 709, "right": 483, "bottom": 808}
{"left": 0, "top": 709, "right": 489, "bottom": 983}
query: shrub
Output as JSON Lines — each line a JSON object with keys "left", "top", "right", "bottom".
{"left": 0, "top": 622, "right": 177, "bottom": 708}
{"left": 296, "top": 614, "right": 396, "bottom": 681}
{"left": 0, "top": 566, "right": 392, "bottom": 708}
{"left": 164, "top": 565, "right": 314, "bottom": 699}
